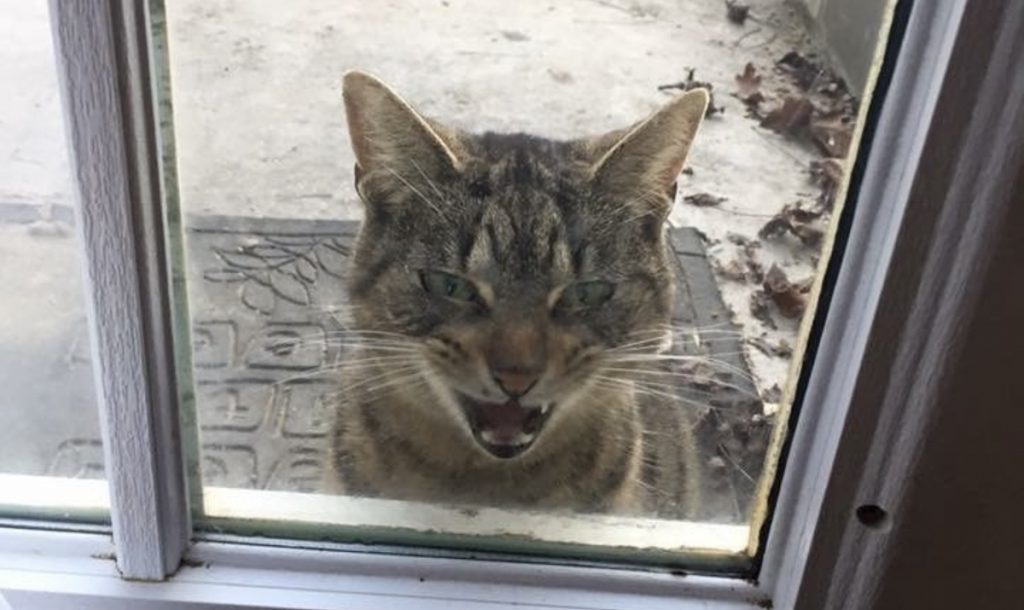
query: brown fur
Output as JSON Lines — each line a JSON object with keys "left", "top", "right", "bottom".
{"left": 327, "top": 71, "right": 708, "bottom": 517}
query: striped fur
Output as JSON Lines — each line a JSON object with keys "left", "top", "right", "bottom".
{"left": 327, "top": 72, "right": 708, "bottom": 517}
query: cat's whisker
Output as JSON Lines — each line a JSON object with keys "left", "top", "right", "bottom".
{"left": 326, "top": 356, "right": 422, "bottom": 369}
{"left": 607, "top": 353, "right": 755, "bottom": 381}
{"left": 270, "top": 354, "right": 421, "bottom": 386}
{"left": 317, "top": 331, "right": 417, "bottom": 339}
{"left": 409, "top": 158, "right": 445, "bottom": 200}
{"left": 716, "top": 444, "right": 757, "bottom": 485}
{"left": 306, "top": 328, "right": 417, "bottom": 340}
{"left": 591, "top": 374, "right": 731, "bottom": 413}
{"left": 614, "top": 336, "right": 667, "bottom": 348}
{"left": 362, "top": 371, "right": 428, "bottom": 395}
{"left": 322, "top": 344, "right": 422, "bottom": 354}
{"left": 602, "top": 364, "right": 761, "bottom": 399}
{"left": 607, "top": 352, "right": 747, "bottom": 364}
{"left": 318, "top": 369, "right": 427, "bottom": 399}
{"left": 383, "top": 164, "right": 445, "bottom": 216}
{"left": 599, "top": 367, "right": 759, "bottom": 399}
{"left": 591, "top": 376, "right": 716, "bottom": 409}
{"left": 244, "top": 328, "right": 417, "bottom": 349}
{"left": 270, "top": 366, "right": 347, "bottom": 386}
{"left": 318, "top": 338, "right": 420, "bottom": 348}
{"left": 328, "top": 364, "right": 423, "bottom": 395}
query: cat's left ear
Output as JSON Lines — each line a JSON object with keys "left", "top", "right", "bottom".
{"left": 590, "top": 89, "right": 709, "bottom": 212}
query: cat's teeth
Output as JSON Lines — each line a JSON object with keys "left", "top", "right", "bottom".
{"left": 540, "top": 403, "right": 551, "bottom": 414}
{"left": 481, "top": 430, "right": 533, "bottom": 446}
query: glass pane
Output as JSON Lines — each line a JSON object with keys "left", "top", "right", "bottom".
{"left": 0, "top": 0, "right": 107, "bottom": 520}
{"left": 155, "top": 0, "right": 895, "bottom": 568}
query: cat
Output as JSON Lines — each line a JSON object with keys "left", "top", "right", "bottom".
{"left": 326, "top": 71, "right": 709, "bottom": 518}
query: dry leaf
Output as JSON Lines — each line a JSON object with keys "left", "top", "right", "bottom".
{"left": 759, "top": 203, "right": 825, "bottom": 247}
{"left": 762, "top": 383, "right": 783, "bottom": 403}
{"left": 715, "top": 259, "right": 749, "bottom": 282}
{"left": 725, "top": 1, "right": 751, "bottom": 25}
{"left": 735, "top": 62, "right": 762, "bottom": 97}
{"left": 750, "top": 289, "right": 777, "bottom": 329}
{"left": 775, "top": 338, "right": 793, "bottom": 357}
{"left": 726, "top": 232, "right": 754, "bottom": 246}
{"left": 658, "top": 68, "right": 723, "bottom": 117}
{"left": 810, "top": 158, "right": 843, "bottom": 211}
{"left": 777, "top": 51, "right": 823, "bottom": 90}
{"left": 684, "top": 192, "right": 727, "bottom": 207}
{"left": 810, "top": 158, "right": 843, "bottom": 185}
{"left": 810, "top": 117, "right": 853, "bottom": 157}
{"left": 760, "top": 96, "right": 815, "bottom": 137}
{"left": 734, "top": 62, "right": 766, "bottom": 116}
{"left": 763, "top": 264, "right": 809, "bottom": 318}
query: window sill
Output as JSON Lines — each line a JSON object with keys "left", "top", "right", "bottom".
{"left": 0, "top": 527, "right": 767, "bottom": 610}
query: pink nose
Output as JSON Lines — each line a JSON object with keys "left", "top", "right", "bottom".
{"left": 492, "top": 370, "right": 538, "bottom": 398}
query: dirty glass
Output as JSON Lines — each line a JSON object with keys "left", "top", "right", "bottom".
{"left": 153, "top": 0, "right": 896, "bottom": 567}
{"left": 0, "top": 0, "right": 107, "bottom": 520}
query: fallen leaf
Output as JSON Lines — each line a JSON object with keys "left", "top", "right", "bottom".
{"left": 743, "top": 246, "right": 765, "bottom": 282}
{"left": 714, "top": 258, "right": 748, "bottom": 282}
{"left": 734, "top": 62, "right": 762, "bottom": 97}
{"left": 720, "top": 233, "right": 765, "bottom": 282}
{"left": 725, "top": 0, "right": 750, "bottom": 25}
{"left": 734, "top": 62, "right": 766, "bottom": 116}
{"left": 760, "top": 96, "right": 815, "bottom": 137}
{"left": 749, "top": 289, "right": 776, "bottom": 329}
{"left": 759, "top": 202, "right": 825, "bottom": 247}
{"left": 775, "top": 338, "right": 793, "bottom": 357}
{"left": 658, "top": 68, "right": 723, "bottom": 116}
{"left": 810, "top": 158, "right": 843, "bottom": 185}
{"left": 810, "top": 116, "right": 853, "bottom": 157}
{"left": 748, "top": 335, "right": 774, "bottom": 356}
{"left": 726, "top": 232, "right": 755, "bottom": 246}
{"left": 684, "top": 192, "right": 727, "bottom": 207}
{"left": 777, "top": 51, "right": 823, "bottom": 90}
{"left": 741, "top": 92, "right": 766, "bottom": 118}
{"left": 763, "top": 264, "right": 809, "bottom": 318}
{"left": 809, "top": 158, "right": 843, "bottom": 211}
{"left": 750, "top": 335, "right": 795, "bottom": 358}
{"left": 762, "top": 383, "right": 783, "bottom": 403}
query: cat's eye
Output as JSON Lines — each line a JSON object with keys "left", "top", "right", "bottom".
{"left": 419, "top": 270, "right": 481, "bottom": 303}
{"left": 557, "top": 280, "right": 616, "bottom": 309}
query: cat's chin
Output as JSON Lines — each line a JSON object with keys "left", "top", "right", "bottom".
{"left": 454, "top": 392, "right": 554, "bottom": 460}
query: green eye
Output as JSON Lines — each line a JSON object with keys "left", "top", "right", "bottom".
{"left": 559, "top": 280, "right": 615, "bottom": 309}
{"left": 419, "top": 270, "right": 480, "bottom": 303}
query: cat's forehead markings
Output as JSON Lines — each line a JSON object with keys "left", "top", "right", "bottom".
{"left": 466, "top": 224, "right": 494, "bottom": 273}
{"left": 549, "top": 235, "right": 573, "bottom": 276}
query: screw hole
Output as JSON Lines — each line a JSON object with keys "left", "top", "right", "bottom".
{"left": 855, "top": 504, "right": 890, "bottom": 530}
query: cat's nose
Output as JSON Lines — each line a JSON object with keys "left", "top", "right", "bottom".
{"left": 492, "top": 369, "right": 539, "bottom": 399}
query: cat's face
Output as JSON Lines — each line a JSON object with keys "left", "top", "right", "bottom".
{"left": 341, "top": 72, "right": 707, "bottom": 460}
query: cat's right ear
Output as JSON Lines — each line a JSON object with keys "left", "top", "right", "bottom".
{"left": 342, "top": 71, "right": 462, "bottom": 195}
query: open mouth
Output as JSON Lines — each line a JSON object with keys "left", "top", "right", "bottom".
{"left": 456, "top": 393, "right": 553, "bottom": 459}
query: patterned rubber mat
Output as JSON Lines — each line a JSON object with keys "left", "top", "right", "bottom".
{"left": 41, "top": 216, "right": 771, "bottom": 523}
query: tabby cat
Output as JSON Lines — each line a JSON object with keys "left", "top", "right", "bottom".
{"left": 327, "top": 71, "right": 709, "bottom": 518}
